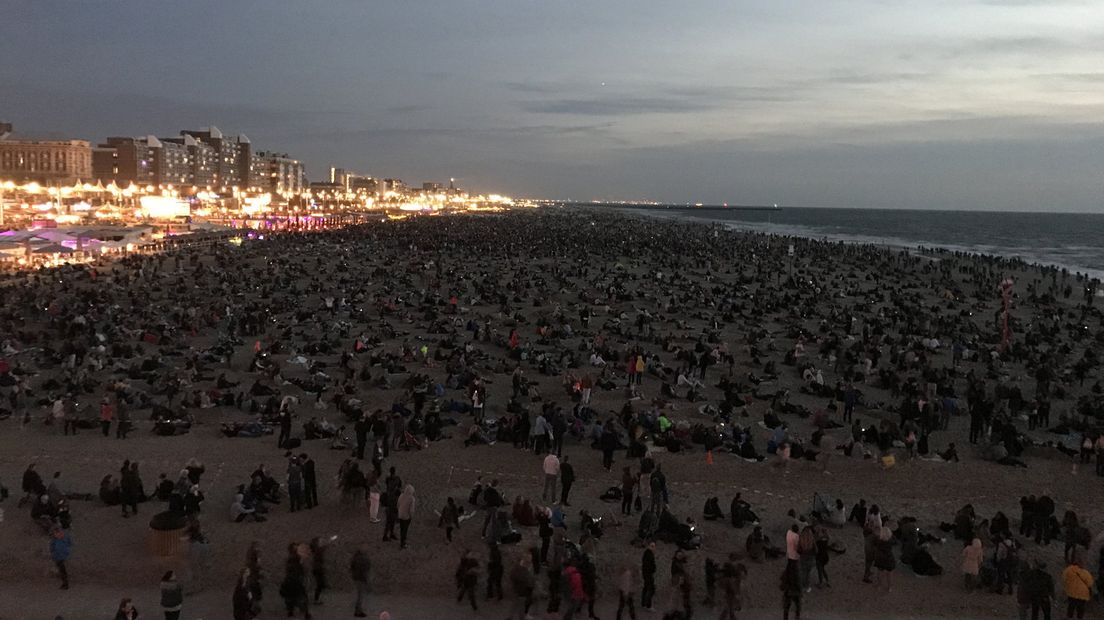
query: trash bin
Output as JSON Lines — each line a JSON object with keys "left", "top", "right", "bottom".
{"left": 148, "top": 511, "right": 187, "bottom": 557}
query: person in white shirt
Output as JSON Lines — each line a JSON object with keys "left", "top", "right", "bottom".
{"left": 542, "top": 453, "right": 560, "bottom": 503}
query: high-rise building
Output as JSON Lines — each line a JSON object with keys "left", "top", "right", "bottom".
{"left": 0, "top": 133, "right": 92, "bottom": 184}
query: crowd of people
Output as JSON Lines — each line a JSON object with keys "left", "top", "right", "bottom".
{"left": 0, "top": 208, "right": 1101, "bottom": 619}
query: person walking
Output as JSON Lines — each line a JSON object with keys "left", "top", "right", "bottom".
{"left": 781, "top": 561, "right": 803, "bottom": 620}
{"left": 397, "top": 484, "right": 416, "bottom": 549}
{"left": 1061, "top": 557, "right": 1094, "bottom": 619}
{"left": 542, "top": 452, "right": 560, "bottom": 503}
{"left": 562, "top": 562, "right": 588, "bottom": 620}
{"left": 456, "top": 551, "right": 480, "bottom": 611}
{"left": 280, "top": 544, "right": 310, "bottom": 619}
{"left": 114, "top": 598, "right": 139, "bottom": 620}
{"left": 439, "top": 496, "right": 461, "bottom": 543}
{"left": 300, "top": 453, "right": 318, "bottom": 509}
{"left": 233, "top": 568, "right": 257, "bottom": 620}
{"left": 486, "top": 542, "right": 504, "bottom": 601}
{"left": 509, "top": 554, "right": 535, "bottom": 620}
{"left": 616, "top": 562, "right": 638, "bottom": 620}
{"left": 718, "top": 561, "right": 747, "bottom": 620}
{"left": 49, "top": 527, "right": 72, "bottom": 590}
{"left": 159, "top": 570, "right": 184, "bottom": 620}
{"left": 350, "top": 546, "right": 371, "bottom": 618}
{"left": 641, "top": 542, "right": 657, "bottom": 611}
{"left": 560, "top": 456, "right": 575, "bottom": 506}
{"left": 814, "top": 526, "right": 831, "bottom": 588}
{"left": 309, "top": 537, "right": 329, "bottom": 604}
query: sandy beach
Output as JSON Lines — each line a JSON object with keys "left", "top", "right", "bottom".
{"left": 0, "top": 208, "right": 1100, "bottom": 620}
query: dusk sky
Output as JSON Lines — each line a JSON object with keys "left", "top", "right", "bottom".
{"left": 3, "top": 0, "right": 1103, "bottom": 211}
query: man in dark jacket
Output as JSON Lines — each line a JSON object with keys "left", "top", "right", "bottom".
{"left": 641, "top": 542, "right": 657, "bottom": 611}
{"left": 278, "top": 410, "right": 292, "bottom": 449}
{"left": 559, "top": 457, "right": 575, "bottom": 506}
{"left": 350, "top": 546, "right": 370, "bottom": 617}
{"left": 300, "top": 454, "right": 318, "bottom": 509}
{"left": 20, "top": 463, "right": 45, "bottom": 507}
{"left": 354, "top": 415, "right": 370, "bottom": 460}
{"left": 382, "top": 467, "right": 402, "bottom": 541}
{"left": 481, "top": 479, "right": 504, "bottom": 537}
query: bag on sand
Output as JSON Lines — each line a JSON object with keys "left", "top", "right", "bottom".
{"left": 600, "top": 487, "right": 622, "bottom": 502}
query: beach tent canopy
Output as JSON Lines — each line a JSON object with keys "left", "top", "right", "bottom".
{"left": 31, "top": 243, "right": 75, "bottom": 254}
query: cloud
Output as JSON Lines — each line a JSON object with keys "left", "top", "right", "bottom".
{"left": 519, "top": 96, "right": 718, "bottom": 116}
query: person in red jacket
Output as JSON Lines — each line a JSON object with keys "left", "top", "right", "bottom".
{"left": 562, "top": 563, "right": 588, "bottom": 620}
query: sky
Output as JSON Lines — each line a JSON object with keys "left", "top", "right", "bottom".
{"left": 2, "top": 0, "right": 1103, "bottom": 211}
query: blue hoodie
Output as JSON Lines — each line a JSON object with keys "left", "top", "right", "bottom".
{"left": 50, "top": 531, "right": 72, "bottom": 562}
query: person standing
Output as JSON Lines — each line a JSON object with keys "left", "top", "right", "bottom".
{"left": 350, "top": 546, "right": 371, "bottom": 618}
{"left": 620, "top": 466, "right": 636, "bottom": 516}
{"left": 116, "top": 394, "right": 131, "bottom": 439}
{"left": 480, "top": 479, "right": 504, "bottom": 538}
{"left": 354, "top": 414, "right": 369, "bottom": 460}
{"left": 397, "top": 484, "right": 416, "bottom": 549}
{"left": 560, "top": 456, "right": 575, "bottom": 506}
{"left": 962, "top": 538, "right": 983, "bottom": 590}
{"left": 1061, "top": 558, "right": 1094, "bottom": 619}
{"left": 50, "top": 527, "right": 72, "bottom": 590}
{"left": 120, "top": 463, "right": 141, "bottom": 518}
{"left": 542, "top": 452, "right": 560, "bottom": 503}
{"left": 300, "top": 454, "right": 318, "bottom": 509}
{"left": 159, "top": 571, "right": 184, "bottom": 620}
{"left": 278, "top": 409, "right": 293, "bottom": 450}
{"left": 641, "top": 542, "right": 657, "bottom": 611}
{"left": 99, "top": 396, "right": 114, "bottom": 437}
{"left": 287, "top": 456, "right": 304, "bottom": 513}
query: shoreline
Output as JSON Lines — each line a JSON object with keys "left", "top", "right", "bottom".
{"left": 606, "top": 205, "right": 1104, "bottom": 283}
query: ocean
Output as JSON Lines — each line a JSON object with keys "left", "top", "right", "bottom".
{"left": 629, "top": 207, "right": 1104, "bottom": 281}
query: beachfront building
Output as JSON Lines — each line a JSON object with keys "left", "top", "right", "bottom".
{"left": 0, "top": 137, "right": 93, "bottom": 184}
{"left": 93, "top": 136, "right": 193, "bottom": 187}
{"left": 252, "top": 151, "right": 306, "bottom": 195}
{"left": 181, "top": 127, "right": 253, "bottom": 191}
